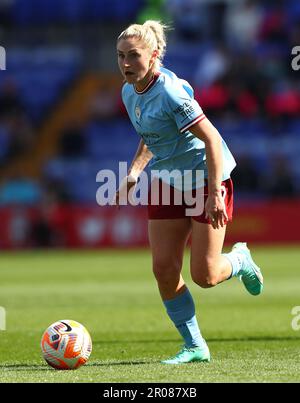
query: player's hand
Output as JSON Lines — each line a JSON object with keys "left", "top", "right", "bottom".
{"left": 205, "top": 191, "right": 228, "bottom": 229}
{"left": 113, "top": 175, "right": 137, "bottom": 208}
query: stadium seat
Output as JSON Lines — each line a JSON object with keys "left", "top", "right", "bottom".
{"left": 2, "top": 47, "right": 82, "bottom": 121}
{"left": 11, "top": 0, "right": 145, "bottom": 24}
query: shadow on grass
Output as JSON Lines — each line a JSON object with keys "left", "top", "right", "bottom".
{"left": 207, "top": 336, "right": 300, "bottom": 343}
{"left": 93, "top": 335, "right": 300, "bottom": 345}
{"left": 0, "top": 364, "right": 50, "bottom": 371}
{"left": 86, "top": 360, "right": 158, "bottom": 367}
{"left": 0, "top": 360, "right": 158, "bottom": 371}
{"left": 1, "top": 336, "right": 298, "bottom": 371}
{"left": 93, "top": 338, "right": 178, "bottom": 345}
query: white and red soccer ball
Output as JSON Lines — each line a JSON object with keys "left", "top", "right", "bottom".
{"left": 41, "top": 320, "right": 92, "bottom": 370}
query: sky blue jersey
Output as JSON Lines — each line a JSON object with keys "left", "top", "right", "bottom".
{"left": 122, "top": 67, "right": 236, "bottom": 189}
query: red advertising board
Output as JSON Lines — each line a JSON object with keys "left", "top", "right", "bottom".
{"left": 0, "top": 200, "right": 299, "bottom": 249}
{"left": 226, "top": 200, "right": 300, "bottom": 244}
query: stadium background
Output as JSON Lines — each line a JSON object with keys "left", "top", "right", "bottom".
{"left": 0, "top": 0, "right": 299, "bottom": 249}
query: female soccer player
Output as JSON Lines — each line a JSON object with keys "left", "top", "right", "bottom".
{"left": 115, "top": 20, "right": 263, "bottom": 364}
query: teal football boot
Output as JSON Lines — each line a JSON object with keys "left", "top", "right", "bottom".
{"left": 161, "top": 345, "right": 210, "bottom": 365}
{"left": 232, "top": 242, "right": 264, "bottom": 296}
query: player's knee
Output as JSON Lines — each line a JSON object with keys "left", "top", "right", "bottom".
{"left": 191, "top": 260, "right": 219, "bottom": 288}
{"left": 152, "top": 260, "right": 181, "bottom": 284}
{"left": 192, "top": 273, "right": 219, "bottom": 288}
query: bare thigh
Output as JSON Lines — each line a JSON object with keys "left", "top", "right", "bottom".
{"left": 148, "top": 218, "right": 191, "bottom": 299}
{"left": 190, "top": 220, "right": 231, "bottom": 288}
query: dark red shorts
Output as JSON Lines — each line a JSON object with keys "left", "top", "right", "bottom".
{"left": 147, "top": 178, "right": 234, "bottom": 224}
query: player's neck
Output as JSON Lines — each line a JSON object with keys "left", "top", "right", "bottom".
{"left": 134, "top": 70, "right": 156, "bottom": 92}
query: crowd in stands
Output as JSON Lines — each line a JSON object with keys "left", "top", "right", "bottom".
{"left": 0, "top": 78, "right": 35, "bottom": 166}
{"left": 0, "top": 0, "right": 299, "bottom": 210}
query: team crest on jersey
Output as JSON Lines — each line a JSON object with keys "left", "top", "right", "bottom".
{"left": 135, "top": 106, "right": 141, "bottom": 120}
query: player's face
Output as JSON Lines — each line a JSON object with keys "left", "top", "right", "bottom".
{"left": 117, "top": 37, "right": 156, "bottom": 86}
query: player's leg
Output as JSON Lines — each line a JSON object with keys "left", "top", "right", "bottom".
{"left": 148, "top": 218, "right": 190, "bottom": 301}
{"left": 190, "top": 177, "right": 263, "bottom": 295}
{"left": 190, "top": 221, "right": 232, "bottom": 287}
{"left": 190, "top": 221, "right": 264, "bottom": 295}
{"left": 148, "top": 218, "right": 210, "bottom": 364}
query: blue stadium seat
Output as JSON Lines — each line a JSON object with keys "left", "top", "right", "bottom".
{"left": 164, "top": 42, "right": 212, "bottom": 82}
{"left": 12, "top": 0, "right": 145, "bottom": 24}
{"left": 84, "top": 119, "right": 138, "bottom": 160}
{"left": 85, "top": 0, "right": 115, "bottom": 20}
{"left": 287, "top": 0, "right": 300, "bottom": 22}
{"left": 110, "top": 0, "right": 145, "bottom": 21}
{"left": 286, "top": 119, "right": 300, "bottom": 136}
{"left": 44, "top": 154, "right": 135, "bottom": 203}
{"left": 60, "top": 0, "right": 86, "bottom": 23}
{"left": 1, "top": 47, "right": 82, "bottom": 121}
{"left": 12, "top": 0, "right": 34, "bottom": 25}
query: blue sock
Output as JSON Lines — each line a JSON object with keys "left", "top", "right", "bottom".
{"left": 163, "top": 288, "right": 205, "bottom": 349}
{"left": 223, "top": 251, "right": 244, "bottom": 279}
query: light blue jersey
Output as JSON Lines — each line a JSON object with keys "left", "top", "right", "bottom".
{"left": 122, "top": 67, "right": 236, "bottom": 189}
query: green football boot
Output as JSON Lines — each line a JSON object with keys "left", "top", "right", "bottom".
{"left": 232, "top": 242, "right": 264, "bottom": 296}
{"left": 161, "top": 345, "right": 210, "bottom": 365}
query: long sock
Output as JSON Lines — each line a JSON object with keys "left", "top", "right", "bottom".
{"left": 163, "top": 288, "right": 206, "bottom": 349}
{"left": 223, "top": 251, "right": 244, "bottom": 279}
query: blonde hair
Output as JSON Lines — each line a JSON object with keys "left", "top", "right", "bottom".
{"left": 117, "top": 20, "right": 168, "bottom": 71}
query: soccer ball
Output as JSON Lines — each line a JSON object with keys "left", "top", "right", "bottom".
{"left": 41, "top": 319, "right": 92, "bottom": 370}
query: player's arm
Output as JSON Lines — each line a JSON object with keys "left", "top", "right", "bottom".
{"left": 128, "top": 138, "right": 153, "bottom": 181}
{"left": 189, "top": 118, "right": 228, "bottom": 228}
{"left": 114, "top": 139, "right": 153, "bottom": 207}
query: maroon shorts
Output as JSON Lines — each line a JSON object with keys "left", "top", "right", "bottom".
{"left": 147, "top": 178, "right": 234, "bottom": 224}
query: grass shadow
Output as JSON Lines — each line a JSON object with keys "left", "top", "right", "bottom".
{"left": 1, "top": 336, "right": 298, "bottom": 372}
{"left": 0, "top": 360, "right": 158, "bottom": 371}
{"left": 93, "top": 335, "right": 300, "bottom": 345}
{"left": 207, "top": 336, "right": 300, "bottom": 343}
{"left": 86, "top": 360, "right": 158, "bottom": 367}
{"left": 0, "top": 364, "right": 51, "bottom": 371}
{"left": 93, "top": 339, "right": 178, "bottom": 345}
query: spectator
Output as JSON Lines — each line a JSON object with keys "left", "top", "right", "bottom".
{"left": 231, "top": 155, "right": 262, "bottom": 194}
{"left": 58, "top": 120, "right": 86, "bottom": 158}
{"left": 165, "top": 0, "right": 209, "bottom": 41}
{"left": 224, "top": 0, "right": 263, "bottom": 50}
{"left": 195, "top": 81, "right": 229, "bottom": 118}
{"left": 265, "top": 82, "right": 300, "bottom": 120}
{"left": 0, "top": 78, "right": 24, "bottom": 120}
{"left": 5, "top": 114, "right": 35, "bottom": 162}
{"left": 226, "top": 82, "right": 260, "bottom": 118}
{"left": 194, "top": 43, "right": 231, "bottom": 90}
{"left": 259, "top": 0, "right": 289, "bottom": 46}
{"left": 43, "top": 177, "right": 72, "bottom": 204}
{"left": 265, "top": 155, "right": 297, "bottom": 198}
{"left": 30, "top": 191, "right": 68, "bottom": 248}
{"left": 88, "top": 87, "right": 120, "bottom": 121}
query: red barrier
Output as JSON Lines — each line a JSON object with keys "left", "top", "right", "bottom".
{"left": 65, "top": 205, "right": 148, "bottom": 248}
{"left": 226, "top": 199, "right": 300, "bottom": 244}
{"left": 0, "top": 200, "right": 299, "bottom": 249}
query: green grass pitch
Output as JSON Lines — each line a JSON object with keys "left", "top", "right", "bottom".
{"left": 0, "top": 246, "right": 299, "bottom": 383}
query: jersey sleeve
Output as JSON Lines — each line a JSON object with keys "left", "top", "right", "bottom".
{"left": 164, "top": 83, "right": 206, "bottom": 133}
